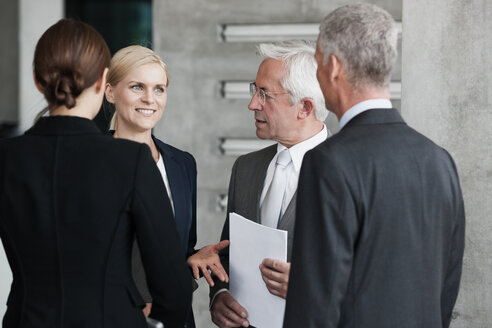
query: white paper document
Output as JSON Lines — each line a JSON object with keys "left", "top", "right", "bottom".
{"left": 229, "top": 212, "right": 288, "bottom": 328}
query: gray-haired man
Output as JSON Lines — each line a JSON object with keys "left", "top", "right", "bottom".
{"left": 210, "top": 40, "right": 330, "bottom": 327}
{"left": 285, "top": 4, "right": 465, "bottom": 327}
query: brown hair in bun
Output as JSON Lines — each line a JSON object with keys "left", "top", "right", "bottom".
{"left": 33, "top": 19, "right": 111, "bottom": 109}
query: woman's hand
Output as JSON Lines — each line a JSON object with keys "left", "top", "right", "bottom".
{"left": 187, "top": 240, "right": 230, "bottom": 286}
{"left": 142, "top": 303, "right": 152, "bottom": 317}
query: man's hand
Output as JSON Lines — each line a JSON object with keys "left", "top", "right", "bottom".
{"left": 259, "top": 258, "right": 291, "bottom": 299}
{"left": 211, "top": 291, "right": 249, "bottom": 328}
{"left": 187, "top": 240, "right": 230, "bottom": 286}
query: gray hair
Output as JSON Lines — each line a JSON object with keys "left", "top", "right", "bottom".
{"left": 257, "top": 40, "right": 328, "bottom": 122}
{"left": 318, "top": 3, "right": 398, "bottom": 90}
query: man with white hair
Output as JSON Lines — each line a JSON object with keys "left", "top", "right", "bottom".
{"left": 210, "top": 40, "right": 329, "bottom": 327}
{"left": 284, "top": 4, "right": 465, "bottom": 327}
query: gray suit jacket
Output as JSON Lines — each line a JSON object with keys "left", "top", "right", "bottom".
{"left": 210, "top": 144, "right": 297, "bottom": 298}
{"left": 284, "top": 108, "right": 465, "bottom": 328}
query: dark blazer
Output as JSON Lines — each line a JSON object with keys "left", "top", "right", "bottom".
{"left": 210, "top": 145, "right": 298, "bottom": 298}
{"left": 154, "top": 137, "right": 197, "bottom": 259}
{"left": 131, "top": 136, "right": 197, "bottom": 328}
{"left": 284, "top": 108, "right": 465, "bottom": 328}
{"left": 0, "top": 116, "right": 192, "bottom": 328}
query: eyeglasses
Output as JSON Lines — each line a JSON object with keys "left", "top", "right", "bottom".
{"left": 250, "top": 82, "right": 289, "bottom": 105}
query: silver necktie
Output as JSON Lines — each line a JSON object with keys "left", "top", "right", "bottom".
{"left": 261, "top": 149, "right": 292, "bottom": 228}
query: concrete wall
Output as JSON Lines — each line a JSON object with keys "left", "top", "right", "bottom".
{"left": 402, "top": 0, "right": 492, "bottom": 326}
{"left": 153, "top": 1, "right": 401, "bottom": 326}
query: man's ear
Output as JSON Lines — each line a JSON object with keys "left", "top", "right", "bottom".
{"left": 298, "top": 98, "right": 315, "bottom": 119}
{"left": 328, "top": 53, "right": 343, "bottom": 83}
{"left": 33, "top": 71, "right": 44, "bottom": 94}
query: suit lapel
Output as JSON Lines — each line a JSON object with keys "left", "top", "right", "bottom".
{"left": 154, "top": 139, "right": 190, "bottom": 252}
{"left": 278, "top": 190, "right": 296, "bottom": 230}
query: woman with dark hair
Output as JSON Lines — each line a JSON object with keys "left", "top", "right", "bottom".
{"left": 0, "top": 19, "right": 191, "bottom": 328}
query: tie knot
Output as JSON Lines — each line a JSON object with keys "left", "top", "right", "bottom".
{"left": 276, "top": 149, "right": 291, "bottom": 168}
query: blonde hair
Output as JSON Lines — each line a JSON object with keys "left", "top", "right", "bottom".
{"left": 107, "top": 45, "right": 169, "bottom": 130}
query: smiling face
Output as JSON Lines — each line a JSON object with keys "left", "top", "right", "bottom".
{"left": 248, "top": 58, "right": 299, "bottom": 145}
{"left": 106, "top": 62, "right": 167, "bottom": 134}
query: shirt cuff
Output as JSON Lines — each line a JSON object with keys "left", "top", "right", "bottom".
{"left": 209, "top": 288, "right": 229, "bottom": 311}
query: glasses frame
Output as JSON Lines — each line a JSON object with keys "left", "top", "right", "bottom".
{"left": 250, "top": 82, "right": 290, "bottom": 105}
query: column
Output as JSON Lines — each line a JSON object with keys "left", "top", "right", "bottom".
{"left": 402, "top": 0, "right": 492, "bottom": 326}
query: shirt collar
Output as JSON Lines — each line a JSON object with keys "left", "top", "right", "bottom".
{"left": 276, "top": 124, "right": 328, "bottom": 172}
{"left": 339, "top": 99, "right": 392, "bottom": 130}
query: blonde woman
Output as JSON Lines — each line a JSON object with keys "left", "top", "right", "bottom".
{"left": 105, "top": 45, "right": 228, "bottom": 327}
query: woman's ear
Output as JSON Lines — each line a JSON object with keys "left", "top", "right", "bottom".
{"left": 105, "top": 84, "right": 115, "bottom": 104}
{"left": 95, "top": 67, "right": 109, "bottom": 93}
{"left": 104, "top": 69, "right": 116, "bottom": 104}
{"left": 298, "top": 98, "right": 315, "bottom": 119}
{"left": 33, "top": 71, "right": 44, "bottom": 94}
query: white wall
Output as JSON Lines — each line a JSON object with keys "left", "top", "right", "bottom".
{"left": 18, "top": 0, "right": 64, "bottom": 132}
{"left": 0, "top": 247, "right": 12, "bottom": 317}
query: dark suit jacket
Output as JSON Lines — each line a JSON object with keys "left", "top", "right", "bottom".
{"left": 131, "top": 136, "right": 197, "bottom": 328}
{"left": 284, "top": 108, "right": 465, "bottom": 328}
{"left": 0, "top": 116, "right": 192, "bottom": 328}
{"left": 154, "top": 137, "right": 197, "bottom": 261}
{"left": 210, "top": 145, "right": 298, "bottom": 299}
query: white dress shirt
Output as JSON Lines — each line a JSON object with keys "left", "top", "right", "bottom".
{"left": 339, "top": 98, "right": 393, "bottom": 130}
{"left": 156, "top": 154, "right": 175, "bottom": 214}
{"left": 260, "top": 124, "right": 329, "bottom": 217}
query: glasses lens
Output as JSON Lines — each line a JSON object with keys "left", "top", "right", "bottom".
{"left": 250, "top": 83, "right": 256, "bottom": 97}
{"left": 250, "top": 83, "right": 265, "bottom": 104}
{"left": 259, "top": 89, "right": 266, "bottom": 104}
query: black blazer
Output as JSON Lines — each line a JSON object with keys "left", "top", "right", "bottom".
{"left": 131, "top": 136, "right": 198, "bottom": 328}
{"left": 284, "top": 108, "right": 465, "bottom": 328}
{"left": 153, "top": 137, "right": 197, "bottom": 259}
{"left": 0, "top": 116, "right": 192, "bottom": 328}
